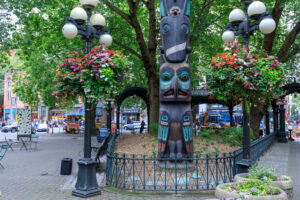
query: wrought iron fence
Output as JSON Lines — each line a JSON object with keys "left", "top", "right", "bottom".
{"left": 106, "top": 132, "right": 276, "bottom": 192}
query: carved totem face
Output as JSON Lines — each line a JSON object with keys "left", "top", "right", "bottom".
{"left": 160, "top": 62, "right": 191, "bottom": 102}
{"left": 160, "top": 0, "right": 190, "bottom": 63}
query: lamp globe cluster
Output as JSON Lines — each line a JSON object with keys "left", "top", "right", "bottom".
{"left": 222, "top": 0, "right": 276, "bottom": 43}
{"left": 62, "top": 0, "right": 112, "bottom": 47}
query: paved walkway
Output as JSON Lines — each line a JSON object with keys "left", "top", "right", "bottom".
{"left": 1, "top": 131, "right": 298, "bottom": 200}
{"left": 257, "top": 138, "right": 300, "bottom": 200}
{"left": 0, "top": 132, "right": 214, "bottom": 200}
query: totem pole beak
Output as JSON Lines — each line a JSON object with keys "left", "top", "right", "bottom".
{"left": 172, "top": 76, "right": 178, "bottom": 97}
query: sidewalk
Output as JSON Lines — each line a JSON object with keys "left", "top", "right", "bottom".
{"left": 257, "top": 139, "right": 300, "bottom": 200}
{"left": 0, "top": 132, "right": 214, "bottom": 200}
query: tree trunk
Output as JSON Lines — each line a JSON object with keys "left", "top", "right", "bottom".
{"left": 250, "top": 103, "right": 268, "bottom": 138}
{"left": 147, "top": 71, "right": 159, "bottom": 136}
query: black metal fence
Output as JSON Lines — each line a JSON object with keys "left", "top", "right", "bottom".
{"left": 106, "top": 132, "right": 276, "bottom": 192}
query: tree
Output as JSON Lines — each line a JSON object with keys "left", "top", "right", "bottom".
{"left": 1, "top": 0, "right": 298, "bottom": 137}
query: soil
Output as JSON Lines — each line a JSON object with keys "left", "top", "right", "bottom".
{"left": 115, "top": 132, "right": 238, "bottom": 156}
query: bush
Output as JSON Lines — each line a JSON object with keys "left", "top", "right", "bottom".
{"left": 247, "top": 165, "right": 277, "bottom": 181}
{"left": 198, "top": 129, "right": 213, "bottom": 139}
{"left": 219, "top": 127, "right": 255, "bottom": 147}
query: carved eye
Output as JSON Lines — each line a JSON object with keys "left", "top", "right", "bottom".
{"left": 162, "top": 24, "right": 170, "bottom": 34}
{"left": 181, "top": 23, "right": 189, "bottom": 35}
{"left": 180, "top": 73, "right": 189, "bottom": 82}
{"left": 161, "top": 72, "right": 172, "bottom": 81}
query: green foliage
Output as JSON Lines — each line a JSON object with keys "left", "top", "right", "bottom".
{"left": 206, "top": 43, "right": 287, "bottom": 104}
{"left": 218, "top": 127, "right": 254, "bottom": 147}
{"left": 53, "top": 47, "right": 128, "bottom": 106}
{"left": 247, "top": 165, "right": 277, "bottom": 181}
{"left": 197, "top": 129, "right": 213, "bottom": 139}
{"left": 222, "top": 179, "right": 280, "bottom": 197}
{"left": 149, "top": 122, "right": 158, "bottom": 133}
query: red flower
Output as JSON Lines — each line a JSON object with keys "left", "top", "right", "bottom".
{"left": 57, "top": 74, "right": 62, "bottom": 77}
{"left": 64, "top": 73, "right": 67, "bottom": 76}
{"left": 71, "top": 72, "right": 75, "bottom": 75}
{"left": 126, "top": 67, "right": 130, "bottom": 71}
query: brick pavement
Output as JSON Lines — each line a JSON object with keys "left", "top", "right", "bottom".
{"left": 0, "top": 132, "right": 215, "bottom": 200}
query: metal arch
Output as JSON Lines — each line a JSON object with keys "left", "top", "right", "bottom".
{"left": 115, "top": 87, "right": 149, "bottom": 131}
{"left": 282, "top": 82, "right": 300, "bottom": 96}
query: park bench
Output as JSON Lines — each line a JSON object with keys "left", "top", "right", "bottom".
{"left": 0, "top": 144, "right": 8, "bottom": 169}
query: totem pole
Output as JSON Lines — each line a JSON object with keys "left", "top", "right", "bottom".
{"left": 158, "top": 0, "right": 193, "bottom": 160}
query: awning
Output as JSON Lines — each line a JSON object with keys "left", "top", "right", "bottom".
{"left": 12, "top": 108, "right": 17, "bottom": 114}
{"left": 5, "top": 109, "right": 10, "bottom": 113}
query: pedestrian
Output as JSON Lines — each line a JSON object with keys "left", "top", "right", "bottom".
{"left": 140, "top": 120, "right": 145, "bottom": 134}
{"left": 1, "top": 121, "right": 6, "bottom": 127}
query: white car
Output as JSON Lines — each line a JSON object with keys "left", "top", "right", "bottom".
{"left": 124, "top": 121, "right": 141, "bottom": 130}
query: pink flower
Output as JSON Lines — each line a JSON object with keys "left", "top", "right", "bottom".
{"left": 111, "top": 62, "right": 114, "bottom": 66}
{"left": 80, "top": 79, "right": 84, "bottom": 82}
{"left": 254, "top": 73, "right": 259, "bottom": 76}
{"left": 108, "top": 58, "right": 112, "bottom": 62}
{"left": 81, "top": 69, "right": 85, "bottom": 73}
{"left": 233, "top": 53, "right": 237, "bottom": 57}
{"left": 101, "top": 58, "right": 106, "bottom": 63}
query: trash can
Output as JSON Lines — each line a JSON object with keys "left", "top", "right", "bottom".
{"left": 60, "top": 158, "right": 72, "bottom": 175}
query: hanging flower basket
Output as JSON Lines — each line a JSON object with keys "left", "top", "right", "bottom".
{"left": 53, "top": 46, "right": 129, "bottom": 105}
{"left": 205, "top": 42, "right": 286, "bottom": 104}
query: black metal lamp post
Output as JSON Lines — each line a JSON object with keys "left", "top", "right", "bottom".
{"left": 62, "top": 0, "right": 112, "bottom": 197}
{"left": 106, "top": 98, "right": 113, "bottom": 134}
{"left": 222, "top": 0, "right": 276, "bottom": 173}
{"left": 265, "top": 109, "right": 270, "bottom": 135}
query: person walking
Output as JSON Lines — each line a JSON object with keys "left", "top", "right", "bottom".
{"left": 140, "top": 120, "right": 145, "bottom": 134}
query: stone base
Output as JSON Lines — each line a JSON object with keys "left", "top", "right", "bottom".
{"left": 215, "top": 182, "right": 288, "bottom": 200}
{"left": 236, "top": 159, "right": 253, "bottom": 173}
{"left": 72, "top": 158, "right": 101, "bottom": 198}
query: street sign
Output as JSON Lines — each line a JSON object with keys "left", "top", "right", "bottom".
{"left": 288, "top": 102, "right": 297, "bottom": 105}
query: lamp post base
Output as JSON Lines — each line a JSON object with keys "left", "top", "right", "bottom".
{"left": 236, "top": 159, "right": 253, "bottom": 174}
{"left": 277, "top": 131, "right": 288, "bottom": 143}
{"left": 72, "top": 158, "right": 101, "bottom": 198}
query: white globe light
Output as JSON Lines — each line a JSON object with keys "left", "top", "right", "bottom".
{"left": 80, "top": 0, "right": 99, "bottom": 7}
{"left": 91, "top": 14, "right": 106, "bottom": 26}
{"left": 62, "top": 23, "right": 78, "bottom": 39}
{"left": 100, "top": 34, "right": 113, "bottom": 47}
{"left": 222, "top": 31, "right": 235, "bottom": 43}
{"left": 229, "top": 9, "right": 245, "bottom": 22}
{"left": 259, "top": 18, "right": 276, "bottom": 34}
{"left": 248, "top": 1, "right": 266, "bottom": 17}
{"left": 70, "top": 7, "right": 87, "bottom": 21}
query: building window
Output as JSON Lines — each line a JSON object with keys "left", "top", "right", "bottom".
{"left": 7, "top": 78, "right": 12, "bottom": 90}
{"left": 12, "top": 97, "right": 16, "bottom": 105}
{"left": 7, "top": 91, "right": 11, "bottom": 101}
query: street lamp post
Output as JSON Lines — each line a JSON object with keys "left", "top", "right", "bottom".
{"left": 62, "top": 0, "right": 112, "bottom": 197}
{"left": 222, "top": 0, "right": 276, "bottom": 173}
{"left": 106, "top": 98, "right": 113, "bottom": 134}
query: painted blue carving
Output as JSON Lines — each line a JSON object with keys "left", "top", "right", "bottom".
{"left": 160, "top": 71, "right": 173, "bottom": 90}
{"left": 183, "top": 115, "right": 190, "bottom": 121}
{"left": 185, "top": 0, "right": 190, "bottom": 16}
{"left": 160, "top": 1, "right": 166, "bottom": 17}
{"left": 162, "top": 115, "right": 168, "bottom": 121}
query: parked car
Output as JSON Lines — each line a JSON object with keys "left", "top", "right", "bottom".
{"left": 124, "top": 121, "right": 147, "bottom": 130}
{"left": 32, "top": 123, "right": 48, "bottom": 133}
{"left": 1, "top": 123, "right": 18, "bottom": 133}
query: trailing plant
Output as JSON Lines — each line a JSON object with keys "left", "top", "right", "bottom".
{"left": 206, "top": 42, "right": 287, "bottom": 105}
{"left": 53, "top": 46, "right": 129, "bottom": 106}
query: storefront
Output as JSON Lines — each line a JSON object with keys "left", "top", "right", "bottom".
{"left": 49, "top": 109, "right": 66, "bottom": 122}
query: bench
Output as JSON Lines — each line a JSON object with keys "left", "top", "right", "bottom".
{"left": 0, "top": 145, "right": 8, "bottom": 169}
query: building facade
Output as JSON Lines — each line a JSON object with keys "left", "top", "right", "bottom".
{"left": 3, "top": 73, "right": 26, "bottom": 122}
